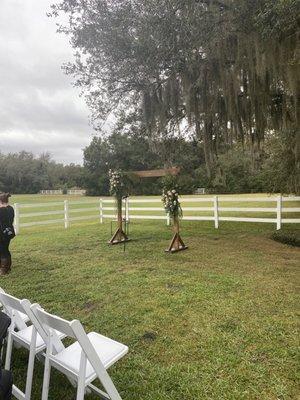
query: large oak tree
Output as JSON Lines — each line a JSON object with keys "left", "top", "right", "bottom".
{"left": 51, "top": 0, "right": 300, "bottom": 191}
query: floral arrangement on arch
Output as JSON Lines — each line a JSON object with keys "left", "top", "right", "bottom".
{"left": 109, "top": 169, "right": 125, "bottom": 199}
{"left": 162, "top": 189, "right": 182, "bottom": 218}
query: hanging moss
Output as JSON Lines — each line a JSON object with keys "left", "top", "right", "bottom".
{"left": 138, "top": 1, "right": 299, "bottom": 176}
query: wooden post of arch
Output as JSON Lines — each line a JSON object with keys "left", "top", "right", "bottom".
{"left": 108, "top": 197, "right": 130, "bottom": 245}
{"left": 165, "top": 214, "right": 188, "bottom": 253}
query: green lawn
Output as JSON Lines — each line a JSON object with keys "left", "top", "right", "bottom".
{"left": 1, "top": 195, "right": 300, "bottom": 399}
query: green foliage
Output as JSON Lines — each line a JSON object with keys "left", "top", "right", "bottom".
{"left": 212, "top": 148, "right": 260, "bottom": 193}
{"left": 0, "top": 152, "right": 87, "bottom": 194}
{"left": 255, "top": 0, "right": 299, "bottom": 38}
{"left": 258, "top": 130, "right": 300, "bottom": 194}
{"left": 160, "top": 174, "right": 179, "bottom": 192}
{"left": 83, "top": 128, "right": 203, "bottom": 195}
{"left": 195, "top": 130, "right": 300, "bottom": 194}
{"left": 51, "top": 0, "right": 299, "bottom": 180}
{"left": 271, "top": 230, "right": 300, "bottom": 247}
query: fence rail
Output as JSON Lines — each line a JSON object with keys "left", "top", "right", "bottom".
{"left": 13, "top": 195, "right": 300, "bottom": 234}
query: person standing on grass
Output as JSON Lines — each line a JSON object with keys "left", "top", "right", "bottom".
{"left": 0, "top": 193, "right": 15, "bottom": 276}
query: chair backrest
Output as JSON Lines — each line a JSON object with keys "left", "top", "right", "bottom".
{"left": 0, "top": 293, "right": 65, "bottom": 354}
{"left": 29, "top": 304, "right": 65, "bottom": 354}
{"left": 0, "top": 292, "right": 25, "bottom": 315}
{"left": 34, "top": 307, "right": 77, "bottom": 339}
{"left": 21, "top": 301, "right": 47, "bottom": 342}
{"left": 0, "top": 292, "right": 27, "bottom": 330}
{"left": 34, "top": 307, "right": 122, "bottom": 399}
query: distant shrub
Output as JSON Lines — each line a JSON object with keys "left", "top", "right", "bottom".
{"left": 271, "top": 231, "right": 300, "bottom": 247}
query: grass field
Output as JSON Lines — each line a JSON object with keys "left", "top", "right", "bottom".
{"left": 1, "top": 194, "right": 300, "bottom": 400}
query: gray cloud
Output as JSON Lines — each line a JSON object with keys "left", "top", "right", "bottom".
{"left": 0, "top": 0, "right": 93, "bottom": 164}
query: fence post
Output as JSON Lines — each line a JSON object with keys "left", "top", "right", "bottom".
{"left": 14, "top": 203, "right": 20, "bottom": 235}
{"left": 125, "top": 197, "right": 130, "bottom": 222}
{"left": 276, "top": 194, "right": 282, "bottom": 230}
{"left": 64, "top": 200, "right": 69, "bottom": 229}
{"left": 214, "top": 196, "right": 219, "bottom": 229}
{"left": 99, "top": 198, "right": 103, "bottom": 223}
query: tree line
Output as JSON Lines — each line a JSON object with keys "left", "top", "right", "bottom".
{"left": 0, "top": 125, "right": 296, "bottom": 195}
{"left": 0, "top": 152, "right": 86, "bottom": 194}
{"left": 0, "top": 133, "right": 202, "bottom": 195}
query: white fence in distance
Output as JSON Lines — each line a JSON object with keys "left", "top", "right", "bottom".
{"left": 13, "top": 195, "right": 300, "bottom": 234}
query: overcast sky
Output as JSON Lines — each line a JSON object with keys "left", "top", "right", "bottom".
{"left": 0, "top": 0, "right": 93, "bottom": 164}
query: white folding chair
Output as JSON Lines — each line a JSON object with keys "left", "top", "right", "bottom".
{"left": 0, "top": 292, "right": 65, "bottom": 400}
{"left": 34, "top": 306, "right": 128, "bottom": 400}
{"left": 0, "top": 287, "right": 30, "bottom": 328}
{"left": 0, "top": 288, "right": 30, "bottom": 367}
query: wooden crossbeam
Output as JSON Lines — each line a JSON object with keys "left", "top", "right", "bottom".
{"left": 131, "top": 167, "right": 180, "bottom": 178}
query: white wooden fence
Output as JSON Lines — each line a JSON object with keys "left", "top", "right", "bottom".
{"left": 13, "top": 195, "right": 300, "bottom": 234}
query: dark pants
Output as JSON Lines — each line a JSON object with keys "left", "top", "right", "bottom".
{"left": 0, "top": 370, "right": 13, "bottom": 400}
{"left": 0, "top": 239, "right": 11, "bottom": 259}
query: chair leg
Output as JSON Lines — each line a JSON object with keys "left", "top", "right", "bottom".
{"left": 5, "top": 332, "right": 13, "bottom": 370}
{"left": 41, "top": 357, "right": 51, "bottom": 400}
{"left": 76, "top": 351, "right": 87, "bottom": 400}
{"left": 24, "top": 348, "right": 36, "bottom": 400}
{"left": 76, "top": 380, "right": 85, "bottom": 400}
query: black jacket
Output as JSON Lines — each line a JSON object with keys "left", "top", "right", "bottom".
{"left": 0, "top": 207, "right": 15, "bottom": 241}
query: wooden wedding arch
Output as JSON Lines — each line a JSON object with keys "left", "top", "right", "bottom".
{"left": 109, "top": 166, "right": 187, "bottom": 252}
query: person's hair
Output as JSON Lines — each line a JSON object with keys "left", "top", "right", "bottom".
{"left": 0, "top": 193, "right": 11, "bottom": 204}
